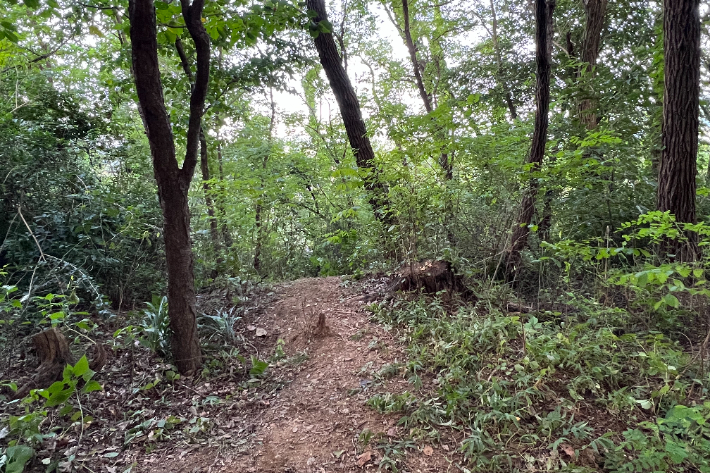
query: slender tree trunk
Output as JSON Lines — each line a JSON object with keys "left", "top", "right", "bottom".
{"left": 129, "top": 0, "right": 209, "bottom": 374}
{"left": 307, "top": 0, "right": 390, "bottom": 222}
{"left": 175, "top": 38, "right": 221, "bottom": 268}
{"left": 254, "top": 88, "right": 276, "bottom": 273}
{"left": 400, "top": 0, "right": 452, "bottom": 179}
{"left": 199, "top": 131, "right": 222, "bottom": 270}
{"left": 506, "top": 0, "right": 555, "bottom": 274}
{"left": 216, "top": 139, "right": 233, "bottom": 249}
{"left": 402, "top": 0, "right": 431, "bottom": 115}
{"left": 399, "top": 0, "right": 456, "bottom": 249}
{"left": 657, "top": 0, "right": 700, "bottom": 260}
{"left": 489, "top": 0, "right": 518, "bottom": 120}
{"left": 540, "top": 0, "right": 607, "bottom": 238}
{"left": 577, "top": 0, "right": 607, "bottom": 129}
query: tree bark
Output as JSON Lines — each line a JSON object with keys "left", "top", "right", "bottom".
{"left": 577, "top": 0, "right": 607, "bottom": 129}
{"left": 506, "top": 0, "right": 555, "bottom": 274}
{"left": 306, "top": 0, "right": 389, "bottom": 222}
{"left": 657, "top": 0, "right": 700, "bottom": 260}
{"left": 129, "top": 0, "right": 209, "bottom": 374}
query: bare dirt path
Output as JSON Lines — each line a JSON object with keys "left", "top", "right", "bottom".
{"left": 182, "top": 276, "right": 449, "bottom": 473}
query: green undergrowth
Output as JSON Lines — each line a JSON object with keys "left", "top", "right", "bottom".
{"left": 366, "top": 296, "right": 710, "bottom": 472}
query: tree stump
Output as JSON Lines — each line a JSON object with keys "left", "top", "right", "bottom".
{"left": 388, "top": 260, "right": 470, "bottom": 297}
{"left": 14, "top": 328, "right": 74, "bottom": 399}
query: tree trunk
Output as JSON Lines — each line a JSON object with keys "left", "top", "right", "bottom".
{"left": 541, "top": 0, "right": 607, "bottom": 238}
{"left": 306, "top": 0, "right": 390, "bottom": 222}
{"left": 506, "top": 0, "right": 555, "bottom": 274}
{"left": 254, "top": 88, "right": 276, "bottom": 273}
{"left": 657, "top": 0, "right": 700, "bottom": 260}
{"left": 578, "top": 0, "right": 608, "bottom": 129}
{"left": 200, "top": 131, "right": 222, "bottom": 272}
{"left": 400, "top": 0, "right": 452, "bottom": 179}
{"left": 489, "top": 0, "right": 518, "bottom": 120}
{"left": 175, "top": 38, "right": 221, "bottom": 269}
{"left": 129, "top": 0, "right": 209, "bottom": 374}
{"left": 216, "top": 140, "right": 234, "bottom": 249}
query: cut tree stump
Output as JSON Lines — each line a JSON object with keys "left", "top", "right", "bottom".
{"left": 388, "top": 260, "right": 470, "bottom": 297}
{"left": 14, "top": 328, "right": 74, "bottom": 399}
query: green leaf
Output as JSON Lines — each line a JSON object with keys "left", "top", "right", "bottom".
{"left": 73, "top": 355, "right": 90, "bottom": 377}
{"left": 636, "top": 399, "right": 653, "bottom": 410}
{"left": 317, "top": 19, "right": 333, "bottom": 33}
{"left": 45, "top": 388, "right": 72, "bottom": 407}
{"left": 5, "top": 445, "right": 35, "bottom": 473}
{"left": 23, "top": 0, "right": 40, "bottom": 8}
{"left": 3, "top": 30, "right": 19, "bottom": 43}
{"left": 662, "top": 294, "right": 679, "bottom": 308}
{"left": 249, "top": 357, "right": 269, "bottom": 377}
{"left": 82, "top": 380, "right": 102, "bottom": 394}
{"left": 664, "top": 439, "right": 688, "bottom": 464}
{"left": 88, "top": 25, "right": 104, "bottom": 37}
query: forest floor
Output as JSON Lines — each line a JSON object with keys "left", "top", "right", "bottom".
{"left": 1, "top": 275, "right": 456, "bottom": 473}
{"left": 147, "top": 276, "right": 453, "bottom": 473}
{"left": 10, "top": 271, "right": 700, "bottom": 472}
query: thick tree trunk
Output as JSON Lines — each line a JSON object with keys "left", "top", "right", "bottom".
{"left": 307, "top": 0, "right": 389, "bottom": 222}
{"left": 657, "top": 0, "right": 700, "bottom": 260}
{"left": 129, "top": 0, "right": 209, "bottom": 374}
{"left": 507, "top": 0, "right": 555, "bottom": 274}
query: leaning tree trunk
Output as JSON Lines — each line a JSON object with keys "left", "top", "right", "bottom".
{"left": 129, "top": 0, "right": 209, "bottom": 374}
{"left": 399, "top": 0, "right": 456, "bottom": 248}
{"left": 175, "top": 37, "right": 221, "bottom": 270}
{"left": 306, "top": 0, "right": 390, "bottom": 222}
{"left": 657, "top": 0, "right": 701, "bottom": 260}
{"left": 506, "top": 0, "right": 555, "bottom": 275}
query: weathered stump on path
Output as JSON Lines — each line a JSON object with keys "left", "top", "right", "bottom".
{"left": 389, "top": 260, "right": 468, "bottom": 296}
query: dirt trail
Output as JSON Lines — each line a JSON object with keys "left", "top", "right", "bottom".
{"left": 236, "top": 277, "right": 403, "bottom": 472}
{"left": 201, "top": 276, "right": 447, "bottom": 473}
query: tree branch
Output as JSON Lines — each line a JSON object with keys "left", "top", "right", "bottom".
{"left": 179, "top": 0, "right": 210, "bottom": 184}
